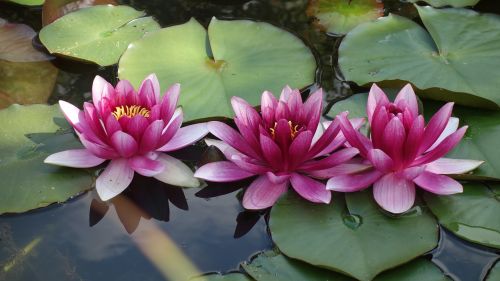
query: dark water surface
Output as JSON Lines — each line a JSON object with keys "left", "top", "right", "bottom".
{"left": 0, "top": 0, "right": 499, "bottom": 280}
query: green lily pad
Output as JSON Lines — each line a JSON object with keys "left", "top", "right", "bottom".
{"left": 338, "top": 6, "right": 500, "bottom": 109}
{"left": 118, "top": 17, "right": 316, "bottom": 122}
{"left": 39, "top": 5, "right": 160, "bottom": 66}
{"left": 190, "top": 273, "right": 253, "bottom": 281}
{"left": 0, "top": 104, "right": 94, "bottom": 214}
{"left": 407, "top": 0, "right": 480, "bottom": 8}
{"left": 375, "top": 258, "right": 450, "bottom": 281}
{"left": 307, "top": 0, "right": 384, "bottom": 35}
{"left": 42, "top": 0, "right": 117, "bottom": 26}
{"left": 242, "top": 250, "right": 353, "bottom": 281}
{"left": 424, "top": 182, "right": 500, "bottom": 249}
{"left": 328, "top": 92, "right": 499, "bottom": 180}
{"left": 487, "top": 261, "right": 500, "bottom": 281}
{"left": 269, "top": 191, "right": 438, "bottom": 281}
{"left": 2, "top": 0, "right": 44, "bottom": 6}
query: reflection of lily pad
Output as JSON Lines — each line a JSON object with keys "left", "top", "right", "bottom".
{"left": 338, "top": 6, "right": 500, "bottom": 109}
{"left": 269, "top": 191, "right": 438, "bottom": 281}
{"left": 42, "top": 0, "right": 117, "bottom": 26}
{"left": 424, "top": 182, "right": 500, "bottom": 249}
{"left": 0, "top": 104, "right": 94, "bottom": 214}
{"left": 119, "top": 17, "right": 316, "bottom": 121}
{"left": 190, "top": 273, "right": 252, "bottom": 281}
{"left": 407, "top": 0, "right": 480, "bottom": 8}
{"left": 0, "top": 18, "right": 52, "bottom": 62}
{"left": 39, "top": 5, "right": 160, "bottom": 66}
{"left": 0, "top": 60, "right": 58, "bottom": 108}
{"left": 307, "top": 0, "right": 384, "bottom": 35}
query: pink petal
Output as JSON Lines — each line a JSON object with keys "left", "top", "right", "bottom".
{"left": 401, "top": 166, "right": 425, "bottom": 180}
{"left": 419, "top": 102, "right": 454, "bottom": 153}
{"left": 208, "top": 121, "right": 261, "bottom": 160}
{"left": 92, "top": 75, "right": 114, "bottom": 113}
{"left": 126, "top": 115, "right": 149, "bottom": 141}
{"left": 413, "top": 171, "right": 463, "bottom": 195}
{"left": 425, "top": 158, "right": 484, "bottom": 175}
{"left": 288, "top": 131, "right": 313, "bottom": 168}
{"left": 381, "top": 117, "right": 406, "bottom": 167}
{"left": 371, "top": 105, "right": 389, "bottom": 148}
{"left": 79, "top": 135, "right": 118, "bottom": 159}
{"left": 403, "top": 115, "right": 425, "bottom": 165}
{"left": 205, "top": 138, "right": 240, "bottom": 160}
{"left": 128, "top": 155, "right": 165, "bottom": 176}
{"left": 139, "top": 120, "right": 165, "bottom": 154}
{"left": 160, "top": 83, "right": 180, "bottom": 121}
{"left": 427, "top": 117, "right": 459, "bottom": 152}
{"left": 413, "top": 126, "right": 467, "bottom": 166}
{"left": 260, "top": 134, "right": 283, "bottom": 170}
{"left": 194, "top": 161, "right": 255, "bottom": 182}
{"left": 115, "top": 79, "right": 135, "bottom": 98}
{"left": 307, "top": 118, "right": 341, "bottom": 158}
{"left": 367, "top": 84, "right": 389, "bottom": 122}
{"left": 242, "top": 175, "right": 288, "bottom": 210}
{"left": 231, "top": 96, "right": 261, "bottom": 130}
{"left": 44, "top": 149, "right": 106, "bottom": 168}
{"left": 231, "top": 154, "right": 269, "bottom": 174}
{"left": 83, "top": 102, "right": 107, "bottom": 140}
{"left": 367, "top": 149, "right": 394, "bottom": 173}
{"left": 59, "top": 100, "right": 84, "bottom": 132}
{"left": 373, "top": 173, "right": 416, "bottom": 214}
{"left": 159, "top": 109, "right": 182, "bottom": 146}
{"left": 137, "top": 76, "right": 157, "bottom": 107}
{"left": 338, "top": 112, "right": 372, "bottom": 157}
{"left": 279, "top": 85, "right": 293, "bottom": 101}
{"left": 394, "top": 84, "right": 418, "bottom": 118}
{"left": 157, "top": 123, "right": 208, "bottom": 152}
{"left": 154, "top": 154, "right": 199, "bottom": 187}
{"left": 261, "top": 91, "right": 278, "bottom": 127}
{"left": 110, "top": 131, "right": 138, "bottom": 158}
{"left": 290, "top": 173, "right": 331, "bottom": 204}
{"left": 104, "top": 114, "right": 122, "bottom": 137}
{"left": 300, "top": 147, "right": 359, "bottom": 171}
{"left": 266, "top": 172, "right": 290, "bottom": 184}
{"left": 326, "top": 169, "right": 382, "bottom": 192}
{"left": 287, "top": 89, "right": 303, "bottom": 121}
{"left": 96, "top": 159, "right": 134, "bottom": 201}
{"left": 303, "top": 88, "right": 323, "bottom": 132}
{"left": 142, "top": 74, "right": 161, "bottom": 103}
{"left": 307, "top": 163, "right": 372, "bottom": 179}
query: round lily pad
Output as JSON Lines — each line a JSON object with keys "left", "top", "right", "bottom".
{"left": 190, "top": 273, "right": 252, "bottom": 281}
{"left": 39, "top": 5, "right": 160, "bottom": 66}
{"left": 407, "top": 0, "right": 480, "bottom": 8}
{"left": 42, "top": 0, "right": 117, "bottom": 26}
{"left": 424, "top": 182, "right": 500, "bottom": 249}
{"left": 0, "top": 104, "right": 94, "bottom": 214}
{"left": 118, "top": 17, "right": 316, "bottom": 122}
{"left": 307, "top": 0, "right": 384, "bottom": 35}
{"left": 338, "top": 6, "right": 500, "bottom": 109}
{"left": 375, "top": 258, "right": 450, "bottom": 281}
{"left": 269, "top": 191, "right": 438, "bottom": 281}
{"left": 487, "top": 261, "right": 500, "bottom": 281}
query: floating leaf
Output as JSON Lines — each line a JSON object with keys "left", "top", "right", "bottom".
{"left": 407, "top": 0, "right": 480, "bottom": 8}
{"left": 487, "top": 261, "right": 500, "bottom": 281}
{"left": 424, "top": 182, "right": 500, "bottom": 249}
{"left": 269, "top": 191, "right": 438, "bottom": 281}
{"left": 190, "top": 273, "right": 252, "bottom": 281}
{"left": 242, "top": 250, "right": 352, "bottom": 281}
{"left": 0, "top": 18, "right": 52, "bottom": 62}
{"left": 338, "top": 6, "right": 500, "bottom": 109}
{"left": 2, "top": 0, "right": 44, "bottom": 6}
{"left": 307, "top": 0, "right": 384, "bottom": 35}
{"left": 0, "top": 60, "right": 58, "bottom": 108}
{"left": 0, "top": 104, "right": 94, "bottom": 214}
{"left": 42, "top": 0, "right": 117, "bottom": 26}
{"left": 39, "top": 5, "right": 160, "bottom": 66}
{"left": 375, "top": 258, "right": 450, "bottom": 281}
{"left": 119, "top": 17, "right": 316, "bottom": 122}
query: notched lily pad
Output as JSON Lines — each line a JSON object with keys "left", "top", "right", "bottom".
{"left": 0, "top": 104, "right": 94, "bottom": 214}
{"left": 39, "top": 5, "right": 160, "bottom": 66}
{"left": 424, "top": 182, "right": 500, "bottom": 249}
{"left": 338, "top": 6, "right": 500, "bottom": 109}
{"left": 307, "top": 0, "right": 384, "bottom": 35}
{"left": 269, "top": 191, "right": 438, "bottom": 281}
{"left": 118, "top": 17, "right": 316, "bottom": 121}
{"left": 407, "top": 0, "right": 480, "bottom": 8}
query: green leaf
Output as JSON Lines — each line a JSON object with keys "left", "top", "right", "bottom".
{"left": 118, "top": 17, "right": 316, "bottom": 122}
{"left": 42, "top": 0, "right": 117, "bottom": 26}
{"left": 269, "top": 191, "right": 438, "bottom": 281}
{"left": 424, "top": 182, "right": 500, "bottom": 249}
{"left": 190, "top": 273, "right": 253, "bottom": 281}
{"left": 3, "top": 0, "right": 44, "bottom": 6}
{"left": 338, "top": 6, "right": 500, "bottom": 109}
{"left": 307, "top": 0, "right": 384, "bottom": 35}
{"left": 487, "top": 261, "right": 500, "bottom": 281}
{"left": 407, "top": 0, "right": 480, "bottom": 8}
{"left": 374, "top": 258, "right": 450, "bottom": 281}
{"left": 0, "top": 104, "right": 94, "bottom": 214}
{"left": 39, "top": 5, "right": 160, "bottom": 66}
{"left": 242, "top": 250, "right": 353, "bottom": 281}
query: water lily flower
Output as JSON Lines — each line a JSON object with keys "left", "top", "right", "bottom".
{"left": 44, "top": 74, "right": 208, "bottom": 201}
{"left": 195, "top": 86, "right": 367, "bottom": 210}
{"left": 327, "top": 84, "right": 484, "bottom": 213}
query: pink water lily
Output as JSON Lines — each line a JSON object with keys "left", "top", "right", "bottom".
{"left": 194, "top": 86, "right": 367, "bottom": 210}
{"left": 44, "top": 74, "right": 208, "bottom": 201}
{"left": 327, "top": 84, "right": 483, "bottom": 213}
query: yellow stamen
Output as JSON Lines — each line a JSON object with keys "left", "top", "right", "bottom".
{"left": 269, "top": 121, "right": 301, "bottom": 139}
{"left": 112, "top": 105, "right": 150, "bottom": 120}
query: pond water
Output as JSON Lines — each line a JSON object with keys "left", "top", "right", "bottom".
{"left": 0, "top": 0, "right": 499, "bottom": 280}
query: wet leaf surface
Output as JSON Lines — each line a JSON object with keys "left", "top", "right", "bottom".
{"left": 408, "top": 0, "right": 480, "bottom": 8}
{"left": 42, "top": 0, "right": 117, "bottom": 26}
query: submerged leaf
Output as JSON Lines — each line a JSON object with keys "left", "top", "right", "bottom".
{"left": 39, "top": 5, "right": 160, "bottom": 66}
{"left": 119, "top": 17, "right": 316, "bottom": 121}
{"left": 0, "top": 18, "right": 52, "bottom": 62}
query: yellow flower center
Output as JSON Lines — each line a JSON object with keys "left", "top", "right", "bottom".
{"left": 269, "top": 121, "right": 300, "bottom": 139}
{"left": 112, "top": 105, "right": 150, "bottom": 120}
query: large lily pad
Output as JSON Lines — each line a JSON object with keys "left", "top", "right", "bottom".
{"left": 375, "top": 258, "right": 450, "bottom": 281}
{"left": 39, "top": 5, "right": 160, "bottom": 66}
{"left": 118, "top": 17, "right": 316, "bottom": 121}
{"left": 338, "top": 6, "right": 500, "bottom": 109}
{"left": 42, "top": 0, "right": 117, "bottom": 26}
{"left": 424, "top": 182, "right": 500, "bottom": 249}
{"left": 0, "top": 104, "right": 94, "bottom": 214}
{"left": 407, "top": 0, "right": 480, "bottom": 8}
{"left": 2, "top": 0, "right": 44, "bottom": 5}
{"left": 307, "top": 0, "right": 384, "bottom": 35}
{"left": 327, "top": 93, "right": 499, "bottom": 180}
{"left": 269, "top": 191, "right": 438, "bottom": 281}
{"left": 487, "top": 261, "right": 500, "bottom": 281}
